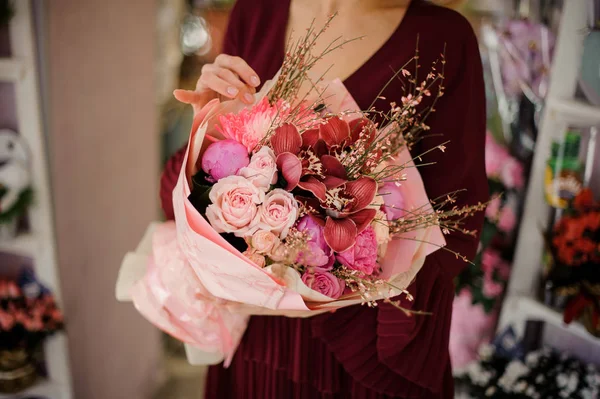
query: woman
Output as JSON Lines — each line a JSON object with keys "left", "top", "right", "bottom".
{"left": 162, "top": 0, "right": 488, "bottom": 397}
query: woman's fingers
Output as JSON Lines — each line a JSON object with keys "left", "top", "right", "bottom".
{"left": 214, "top": 54, "right": 260, "bottom": 88}
{"left": 217, "top": 67, "right": 257, "bottom": 104}
{"left": 174, "top": 55, "right": 260, "bottom": 106}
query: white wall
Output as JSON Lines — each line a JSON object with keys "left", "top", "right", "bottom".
{"left": 45, "top": 1, "right": 162, "bottom": 398}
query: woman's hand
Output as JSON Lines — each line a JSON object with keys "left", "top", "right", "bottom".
{"left": 173, "top": 54, "right": 261, "bottom": 107}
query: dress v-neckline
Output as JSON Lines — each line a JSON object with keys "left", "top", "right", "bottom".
{"left": 278, "top": 0, "right": 417, "bottom": 86}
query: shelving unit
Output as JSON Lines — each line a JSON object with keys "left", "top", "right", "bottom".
{"left": 0, "top": 1, "right": 73, "bottom": 398}
{"left": 499, "top": 1, "right": 600, "bottom": 344}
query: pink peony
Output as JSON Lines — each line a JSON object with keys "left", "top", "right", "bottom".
{"left": 206, "top": 175, "right": 264, "bottom": 237}
{"left": 497, "top": 205, "right": 517, "bottom": 233}
{"left": 301, "top": 270, "right": 345, "bottom": 299}
{"left": 336, "top": 226, "right": 378, "bottom": 275}
{"left": 251, "top": 230, "right": 280, "bottom": 254}
{"left": 295, "top": 215, "right": 332, "bottom": 267}
{"left": 218, "top": 98, "right": 290, "bottom": 152}
{"left": 239, "top": 146, "right": 278, "bottom": 191}
{"left": 378, "top": 182, "right": 405, "bottom": 221}
{"left": 259, "top": 189, "right": 298, "bottom": 239}
{"left": 201, "top": 139, "right": 249, "bottom": 182}
{"left": 500, "top": 158, "right": 524, "bottom": 189}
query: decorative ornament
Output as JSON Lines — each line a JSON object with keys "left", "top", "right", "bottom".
{"left": 0, "top": 129, "right": 33, "bottom": 238}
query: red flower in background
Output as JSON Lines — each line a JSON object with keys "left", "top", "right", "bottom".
{"left": 551, "top": 189, "right": 600, "bottom": 266}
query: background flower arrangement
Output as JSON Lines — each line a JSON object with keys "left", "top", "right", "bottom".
{"left": 545, "top": 189, "right": 600, "bottom": 336}
{"left": 459, "top": 327, "right": 600, "bottom": 399}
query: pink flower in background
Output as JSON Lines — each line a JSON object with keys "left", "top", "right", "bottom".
{"left": 337, "top": 226, "right": 378, "bottom": 275}
{"left": 301, "top": 271, "right": 345, "bottom": 299}
{"left": 259, "top": 189, "right": 298, "bottom": 239}
{"left": 201, "top": 139, "right": 250, "bottom": 182}
{"left": 206, "top": 176, "right": 264, "bottom": 237}
{"left": 239, "top": 146, "right": 278, "bottom": 191}
{"left": 218, "top": 98, "right": 290, "bottom": 152}
{"left": 482, "top": 276, "right": 504, "bottom": 297}
{"left": 485, "top": 133, "right": 509, "bottom": 177}
{"left": 482, "top": 249, "right": 503, "bottom": 275}
{"left": 485, "top": 196, "right": 501, "bottom": 220}
{"left": 500, "top": 158, "right": 524, "bottom": 189}
{"left": 378, "top": 181, "right": 406, "bottom": 221}
{"left": 450, "top": 290, "right": 498, "bottom": 370}
{"left": 498, "top": 206, "right": 517, "bottom": 233}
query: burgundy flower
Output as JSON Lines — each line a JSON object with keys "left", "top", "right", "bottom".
{"left": 270, "top": 121, "right": 377, "bottom": 252}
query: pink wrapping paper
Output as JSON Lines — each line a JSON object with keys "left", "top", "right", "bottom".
{"left": 129, "top": 77, "right": 446, "bottom": 365}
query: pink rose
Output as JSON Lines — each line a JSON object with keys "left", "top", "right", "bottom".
{"left": 297, "top": 242, "right": 333, "bottom": 269}
{"left": 378, "top": 182, "right": 405, "bottom": 221}
{"left": 239, "top": 146, "right": 278, "bottom": 191}
{"left": 259, "top": 189, "right": 298, "bottom": 238}
{"left": 206, "top": 175, "right": 264, "bottom": 237}
{"left": 243, "top": 250, "right": 266, "bottom": 268}
{"left": 500, "top": 158, "right": 524, "bottom": 189}
{"left": 301, "top": 271, "right": 345, "bottom": 299}
{"left": 201, "top": 139, "right": 250, "bottom": 182}
{"left": 336, "top": 226, "right": 378, "bottom": 275}
{"left": 482, "top": 275, "right": 504, "bottom": 297}
{"left": 251, "top": 230, "right": 280, "bottom": 254}
{"left": 497, "top": 205, "right": 517, "bottom": 233}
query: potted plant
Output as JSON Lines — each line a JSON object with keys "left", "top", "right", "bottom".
{"left": 0, "top": 274, "right": 64, "bottom": 393}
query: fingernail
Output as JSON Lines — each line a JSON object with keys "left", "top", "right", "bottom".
{"left": 250, "top": 76, "right": 260, "bottom": 86}
{"left": 244, "top": 93, "right": 255, "bottom": 103}
{"left": 227, "top": 87, "right": 239, "bottom": 96}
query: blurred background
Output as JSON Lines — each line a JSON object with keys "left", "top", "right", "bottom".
{"left": 0, "top": 0, "right": 599, "bottom": 398}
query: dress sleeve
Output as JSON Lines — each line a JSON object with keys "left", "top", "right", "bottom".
{"left": 312, "top": 15, "right": 488, "bottom": 397}
{"left": 159, "top": 1, "right": 248, "bottom": 220}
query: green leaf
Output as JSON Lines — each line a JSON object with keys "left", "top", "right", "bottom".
{"left": 188, "top": 171, "right": 213, "bottom": 216}
{"left": 0, "top": 187, "right": 34, "bottom": 224}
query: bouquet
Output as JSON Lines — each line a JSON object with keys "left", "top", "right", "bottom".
{"left": 118, "top": 19, "right": 486, "bottom": 365}
{"left": 545, "top": 189, "right": 600, "bottom": 335}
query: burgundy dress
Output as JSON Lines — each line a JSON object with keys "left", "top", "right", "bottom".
{"left": 160, "top": 0, "right": 488, "bottom": 397}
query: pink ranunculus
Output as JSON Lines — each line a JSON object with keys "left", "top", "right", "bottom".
{"left": 500, "top": 158, "right": 524, "bottom": 189}
{"left": 259, "top": 189, "right": 298, "bottom": 239}
{"left": 218, "top": 98, "right": 290, "bottom": 152}
{"left": 243, "top": 250, "right": 266, "bottom": 268}
{"left": 482, "top": 275, "right": 504, "bottom": 297}
{"left": 301, "top": 270, "right": 345, "bottom": 299}
{"left": 378, "top": 182, "right": 405, "bottom": 221}
{"left": 336, "top": 226, "right": 378, "bottom": 275}
{"left": 485, "top": 132, "right": 509, "bottom": 178}
{"left": 205, "top": 175, "right": 264, "bottom": 237}
{"left": 497, "top": 205, "right": 517, "bottom": 233}
{"left": 201, "top": 139, "right": 250, "bottom": 183}
{"left": 251, "top": 230, "right": 280, "bottom": 254}
{"left": 239, "top": 146, "right": 278, "bottom": 191}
